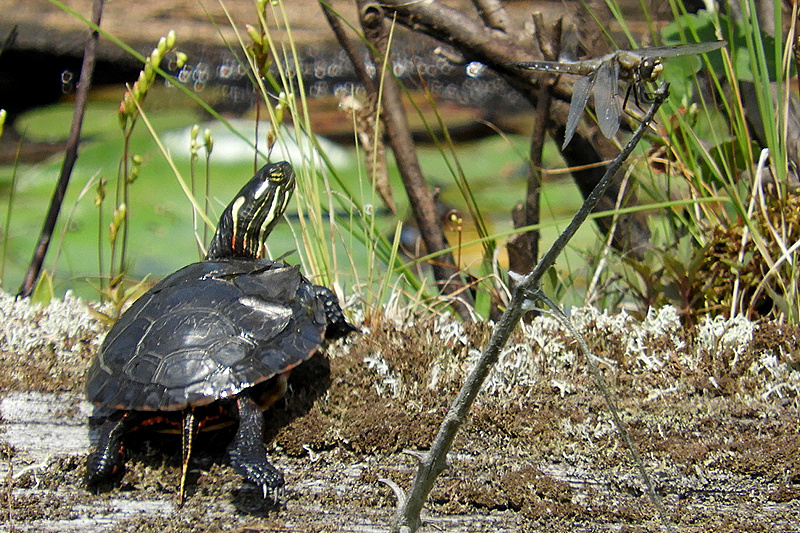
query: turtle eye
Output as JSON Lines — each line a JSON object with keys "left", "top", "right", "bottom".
{"left": 269, "top": 168, "right": 286, "bottom": 182}
{"left": 207, "top": 162, "right": 295, "bottom": 259}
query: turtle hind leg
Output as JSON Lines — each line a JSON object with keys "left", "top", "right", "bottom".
{"left": 227, "top": 395, "right": 285, "bottom": 501}
{"left": 85, "top": 411, "right": 129, "bottom": 492}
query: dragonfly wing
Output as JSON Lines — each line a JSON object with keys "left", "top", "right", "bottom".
{"left": 640, "top": 40, "right": 726, "bottom": 58}
{"left": 594, "top": 59, "right": 621, "bottom": 139}
{"left": 563, "top": 73, "right": 594, "bottom": 148}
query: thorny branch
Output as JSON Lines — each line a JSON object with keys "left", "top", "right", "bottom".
{"left": 391, "top": 83, "right": 671, "bottom": 533}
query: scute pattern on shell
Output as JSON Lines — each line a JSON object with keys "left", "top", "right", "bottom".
{"left": 86, "top": 259, "right": 327, "bottom": 411}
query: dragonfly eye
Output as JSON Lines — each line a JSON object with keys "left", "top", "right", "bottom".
{"left": 640, "top": 58, "right": 663, "bottom": 82}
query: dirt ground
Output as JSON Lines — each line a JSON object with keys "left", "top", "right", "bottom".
{"left": 1, "top": 293, "right": 799, "bottom": 532}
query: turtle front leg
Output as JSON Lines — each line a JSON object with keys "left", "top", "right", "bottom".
{"left": 312, "top": 285, "right": 356, "bottom": 339}
{"left": 86, "top": 411, "right": 129, "bottom": 492}
{"left": 227, "top": 395, "right": 285, "bottom": 500}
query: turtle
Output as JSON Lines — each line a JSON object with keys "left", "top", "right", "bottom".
{"left": 85, "top": 161, "right": 355, "bottom": 504}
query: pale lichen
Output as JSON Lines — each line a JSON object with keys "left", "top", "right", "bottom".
{"left": 416, "top": 305, "right": 797, "bottom": 404}
{"left": 0, "top": 291, "right": 105, "bottom": 360}
{"left": 695, "top": 314, "right": 754, "bottom": 372}
{"left": 0, "top": 290, "right": 107, "bottom": 390}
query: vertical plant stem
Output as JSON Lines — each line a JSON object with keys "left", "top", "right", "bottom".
{"left": 96, "top": 180, "right": 104, "bottom": 292}
{"left": 1, "top": 139, "right": 21, "bottom": 282}
{"left": 392, "top": 83, "right": 670, "bottom": 533}
{"left": 508, "top": 17, "right": 562, "bottom": 279}
{"left": 190, "top": 141, "right": 198, "bottom": 254}
{"left": 357, "top": 0, "right": 474, "bottom": 319}
{"left": 204, "top": 151, "right": 211, "bottom": 251}
{"left": 18, "top": 0, "right": 105, "bottom": 297}
{"left": 119, "top": 131, "right": 131, "bottom": 277}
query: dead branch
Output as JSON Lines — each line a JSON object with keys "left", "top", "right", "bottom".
{"left": 391, "top": 83, "right": 670, "bottom": 533}
{"left": 372, "top": 0, "right": 651, "bottom": 258}
{"left": 18, "top": 0, "right": 105, "bottom": 297}
{"left": 357, "top": 0, "right": 475, "bottom": 318}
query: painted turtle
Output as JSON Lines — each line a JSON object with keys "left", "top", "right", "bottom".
{"left": 85, "top": 161, "right": 354, "bottom": 503}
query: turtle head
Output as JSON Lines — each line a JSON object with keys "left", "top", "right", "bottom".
{"left": 207, "top": 161, "right": 296, "bottom": 259}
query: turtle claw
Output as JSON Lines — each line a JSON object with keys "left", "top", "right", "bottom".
{"left": 262, "top": 483, "right": 285, "bottom": 504}
{"left": 232, "top": 458, "right": 285, "bottom": 498}
{"left": 228, "top": 395, "right": 286, "bottom": 504}
{"left": 314, "top": 286, "right": 357, "bottom": 339}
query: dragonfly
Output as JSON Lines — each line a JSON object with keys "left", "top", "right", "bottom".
{"left": 513, "top": 40, "right": 726, "bottom": 148}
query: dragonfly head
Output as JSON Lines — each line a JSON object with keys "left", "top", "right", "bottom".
{"left": 639, "top": 58, "right": 664, "bottom": 82}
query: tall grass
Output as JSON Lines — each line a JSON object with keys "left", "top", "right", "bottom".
{"left": 100, "top": 0, "right": 448, "bottom": 318}
{"left": 230, "top": 0, "right": 512, "bottom": 319}
{"left": 15, "top": 0, "right": 794, "bottom": 324}
{"left": 12, "top": 0, "right": 569, "bottom": 318}
{"left": 577, "top": 0, "right": 800, "bottom": 323}
{"left": 245, "top": 0, "right": 425, "bottom": 315}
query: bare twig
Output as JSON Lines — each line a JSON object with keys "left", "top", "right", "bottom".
{"left": 319, "top": 0, "right": 377, "bottom": 94}
{"left": 535, "top": 290, "right": 674, "bottom": 531}
{"left": 508, "top": 16, "right": 562, "bottom": 279}
{"left": 321, "top": 1, "right": 395, "bottom": 213}
{"left": 18, "top": 0, "right": 105, "bottom": 297}
{"left": 391, "top": 83, "right": 670, "bottom": 533}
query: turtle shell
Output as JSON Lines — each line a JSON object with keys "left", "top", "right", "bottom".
{"left": 86, "top": 259, "right": 327, "bottom": 412}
